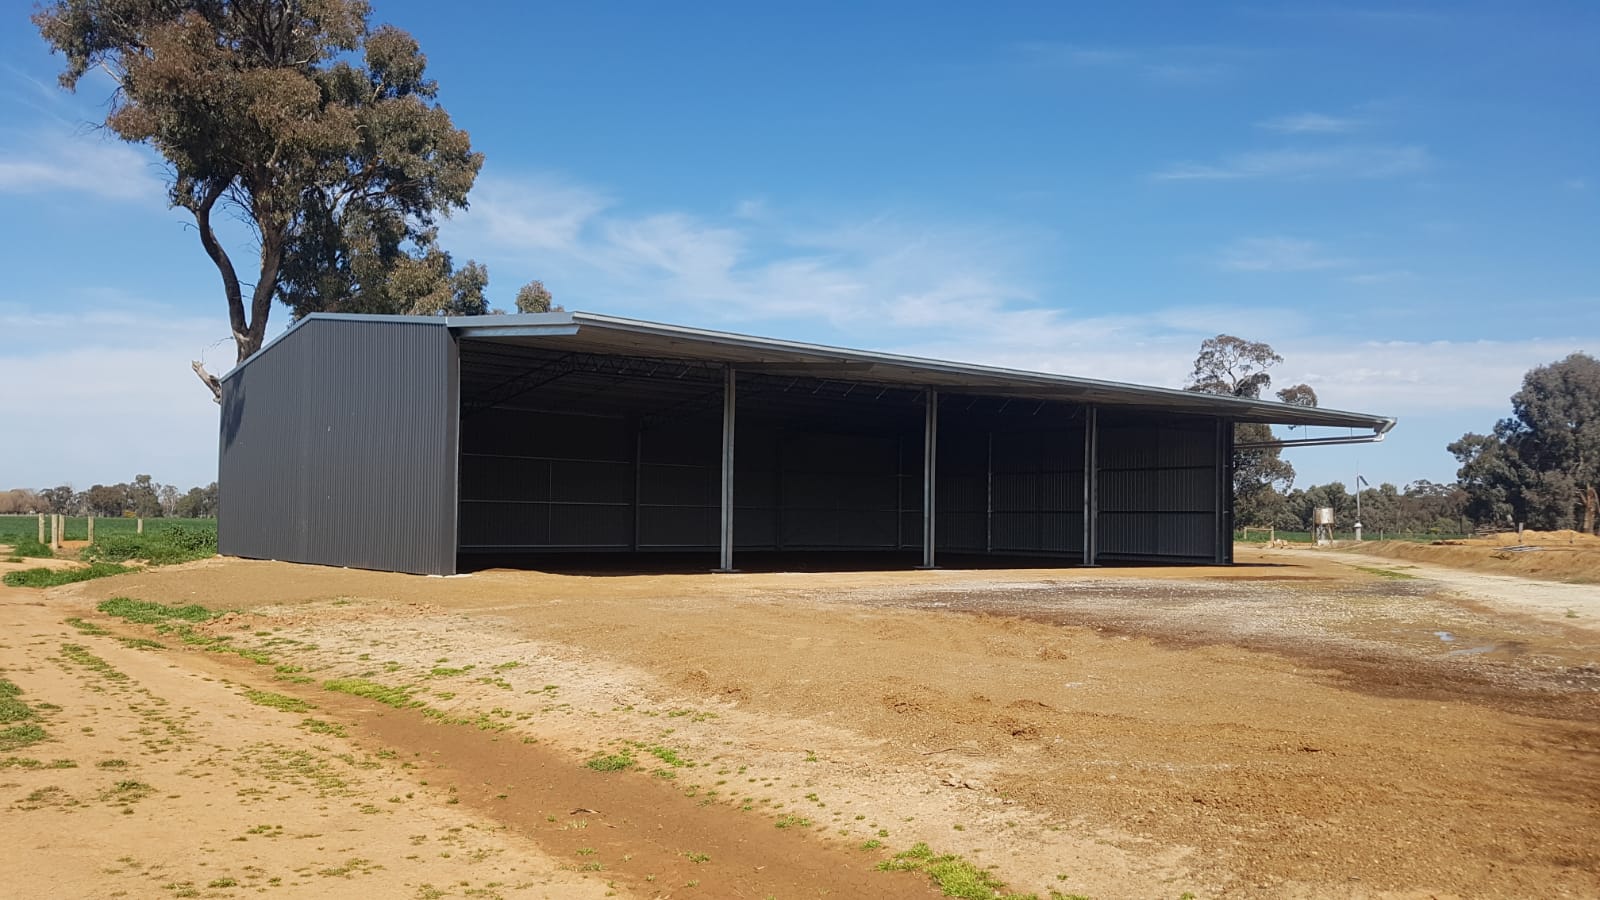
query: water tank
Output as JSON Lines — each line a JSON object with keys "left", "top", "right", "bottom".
{"left": 1312, "top": 507, "right": 1335, "bottom": 525}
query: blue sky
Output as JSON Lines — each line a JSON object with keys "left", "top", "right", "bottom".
{"left": 2, "top": 2, "right": 1596, "bottom": 494}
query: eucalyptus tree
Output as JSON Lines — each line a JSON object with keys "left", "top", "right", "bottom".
{"left": 34, "top": 0, "right": 484, "bottom": 398}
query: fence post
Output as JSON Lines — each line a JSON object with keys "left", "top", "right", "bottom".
{"left": 137, "top": 518, "right": 144, "bottom": 535}
{"left": 87, "top": 516, "right": 95, "bottom": 544}
{"left": 38, "top": 514, "right": 45, "bottom": 544}
{"left": 50, "top": 514, "right": 60, "bottom": 550}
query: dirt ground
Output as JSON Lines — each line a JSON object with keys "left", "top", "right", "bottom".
{"left": 1341, "top": 530, "right": 1600, "bottom": 586}
{"left": 1, "top": 546, "right": 1596, "bottom": 899}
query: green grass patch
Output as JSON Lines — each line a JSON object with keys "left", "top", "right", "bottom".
{"left": 877, "top": 843, "right": 1042, "bottom": 900}
{"left": 97, "top": 597, "right": 216, "bottom": 624}
{"left": 0, "top": 678, "right": 35, "bottom": 724}
{"left": 243, "top": 690, "right": 314, "bottom": 713}
{"left": 0, "top": 724, "right": 48, "bottom": 752}
{"left": 300, "top": 718, "right": 348, "bottom": 738}
{"left": 774, "top": 814, "right": 813, "bottom": 829}
{"left": 116, "top": 636, "right": 166, "bottom": 651}
{"left": 0, "top": 516, "right": 216, "bottom": 544}
{"left": 64, "top": 617, "right": 108, "bottom": 636}
{"left": 322, "top": 678, "right": 416, "bottom": 708}
{"left": 6, "top": 535, "right": 53, "bottom": 559}
{"left": 584, "top": 751, "right": 634, "bottom": 772}
{"left": 3, "top": 563, "right": 133, "bottom": 588}
{"left": 60, "top": 644, "right": 128, "bottom": 681}
{"left": 81, "top": 523, "right": 217, "bottom": 566}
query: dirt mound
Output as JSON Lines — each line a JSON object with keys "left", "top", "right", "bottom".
{"left": 1353, "top": 533, "right": 1600, "bottom": 584}
{"left": 1476, "top": 528, "right": 1600, "bottom": 546}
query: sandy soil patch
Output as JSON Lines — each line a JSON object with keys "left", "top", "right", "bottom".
{"left": 7, "top": 549, "right": 1598, "bottom": 899}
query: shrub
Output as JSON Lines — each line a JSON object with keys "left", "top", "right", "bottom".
{"left": 82, "top": 524, "right": 216, "bottom": 566}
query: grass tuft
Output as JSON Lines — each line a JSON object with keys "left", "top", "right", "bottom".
{"left": 243, "top": 690, "right": 314, "bottom": 713}
{"left": 876, "top": 842, "right": 1042, "bottom": 900}
{"left": 3, "top": 563, "right": 132, "bottom": 588}
{"left": 584, "top": 751, "right": 634, "bottom": 772}
{"left": 322, "top": 678, "right": 416, "bottom": 708}
{"left": 0, "top": 724, "right": 49, "bottom": 752}
{"left": 97, "top": 597, "right": 216, "bottom": 624}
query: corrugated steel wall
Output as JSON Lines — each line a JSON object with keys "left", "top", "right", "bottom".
{"left": 1095, "top": 413, "right": 1220, "bottom": 561}
{"left": 219, "top": 318, "right": 459, "bottom": 575}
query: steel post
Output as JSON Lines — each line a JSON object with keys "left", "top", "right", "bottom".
{"left": 714, "top": 366, "right": 737, "bottom": 572}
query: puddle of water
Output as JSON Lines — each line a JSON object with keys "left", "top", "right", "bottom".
{"left": 1433, "top": 631, "right": 1455, "bottom": 642}
{"left": 1448, "top": 644, "right": 1500, "bottom": 657}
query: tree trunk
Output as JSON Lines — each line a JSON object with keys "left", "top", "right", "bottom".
{"left": 1584, "top": 484, "right": 1598, "bottom": 535}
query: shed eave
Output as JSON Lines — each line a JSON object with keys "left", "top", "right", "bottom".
{"left": 449, "top": 311, "right": 1395, "bottom": 433}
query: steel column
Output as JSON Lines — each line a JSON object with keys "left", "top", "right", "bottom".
{"left": 631, "top": 420, "right": 642, "bottom": 553}
{"left": 714, "top": 366, "right": 737, "bottom": 572}
{"left": 1214, "top": 417, "right": 1227, "bottom": 564}
{"left": 985, "top": 430, "right": 993, "bottom": 554}
{"left": 918, "top": 388, "right": 938, "bottom": 569}
{"left": 1081, "top": 405, "right": 1099, "bottom": 566}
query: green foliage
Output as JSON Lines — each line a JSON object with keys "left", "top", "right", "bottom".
{"left": 6, "top": 535, "right": 53, "bottom": 559}
{"left": 0, "top": 724, "right": 48, "bottom": 752}
{"left": 0, "top": 678, "right": 35, "bottom": 724}
{"left": 876, "top": 843, "right": 1041, "bottom": 900}
{"left": 515, "top": 280, "right": 556, "bottom": 313}
{"left": 33, "top": 0, "right": 487, "bottom": 371}
{"left": 584, "top": 751, "right": 634, "bottom": 772}
{"left": 96, "top": 598, "right": 216, "bottom": 625}
{"left": 322, "top": 678, "right": 416, "bottom": 708}
{"left": 243, "top": 690, "right": 314, "bottom": 713}
{"left": 82, "top": 523, "right": 217, "bottom": 565}
{"left": 3, "top": 563, "right": 132, "bottom": 588}
{"left": 1184, "top": 334, "right": 1316, "bottom": 523}
{"left": 1452, "top": 352, "right": 1600, "bottom": 532}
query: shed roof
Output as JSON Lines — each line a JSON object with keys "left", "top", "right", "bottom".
{"left": 231, "top": 311, "right": 1396, "bottom": 433}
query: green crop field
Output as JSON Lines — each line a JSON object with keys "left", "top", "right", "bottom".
{"left": 0, "top": 515, "right": 217, "bottom": 544}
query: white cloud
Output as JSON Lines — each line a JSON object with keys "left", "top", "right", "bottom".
{"left": 0, "top": 133, "right": 166, "bottom": 203}
{"left": 0, "top": 298, "right": 225, "bottom": 490}
{"left": 1013, "top": 43, "right": 1234, "bottom": 86}
{"left": 448, "top": 168, "right": 1040, "bottom": 331}
{"left": 1216, "top": 237, "right": 1351, "bottom": 272}
{"left": 1343, "top": 270, "right": 1417, "bottom": 285}
{"left": 1153, "top": 145, "right": 1428, "bottom": 181}
{"left": 1258, "top": 112, "right": 1364, "bottom": 134}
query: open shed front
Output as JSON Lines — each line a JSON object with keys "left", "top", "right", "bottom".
{"left": 219, "top": 313, "right": 1390, "bottom": 577}
{"left": 454, "top": 336, "right": 1233, "bottom": 570}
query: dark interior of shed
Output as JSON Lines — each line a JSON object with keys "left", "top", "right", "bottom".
{"left": 452, "top": 339, "right": 1149, "bottom": 571}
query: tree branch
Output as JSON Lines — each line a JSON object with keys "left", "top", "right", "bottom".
{"left": 192, "top": 179, "right": 250, "bottom": 358}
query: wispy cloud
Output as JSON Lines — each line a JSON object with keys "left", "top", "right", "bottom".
{"left": 0, "top": 133, "right": 166, "bottom": 203}
{"left": 1563, "top": 177, "right": 1590, "bottom": 192}
{"left": 1014, "top": 42, "right": 1237, "bottom": 86}
{"left": 1343, "top": 270, "right": 1417, "bottom": 285}
{"left": 1257, "top": 112, "right": 1364, "bottom": 134}
{"left": 448, "top": 169, "right": 1041, "bottom": 331}
{"left": 1153, "top": 144, "right": 1428, "bottom": 181}
{"left": 1216, "top": 237, "right": 1351, "bottom": 272}
{"left": 0, "top": 296, "right": 223, "bottom": 489}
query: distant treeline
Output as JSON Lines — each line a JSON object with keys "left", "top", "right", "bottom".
{"left": 1, "top": 477, "right": 217, "bottom": 519}
{"left": 1238, "top": 479, "right": 1467, "bottom": 534}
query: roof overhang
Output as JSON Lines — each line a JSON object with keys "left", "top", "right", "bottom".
{"left": 227, "top": 311, "right": 1395, "bottom": 434}
{"left": 448, "top": 312, "right": 1395, "bottom": 433}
